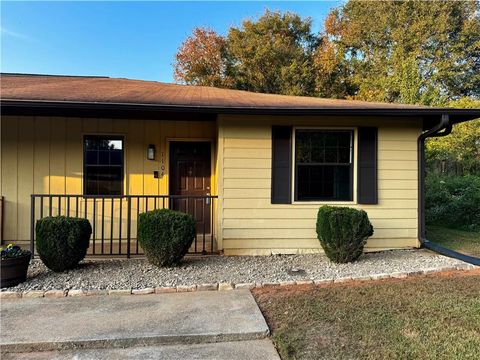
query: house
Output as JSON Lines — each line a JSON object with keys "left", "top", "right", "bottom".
{"left": 1, "top": 73, "right": 479, "bottom": 256}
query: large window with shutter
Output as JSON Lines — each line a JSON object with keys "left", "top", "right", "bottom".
{"left": 83, "top": 136, "right": 124, "bottom": 196}
{"left": 294, "top": 129, "right": 354, "bottom": 201}
{"left": 271, "top": 126, "right": 377, "bottom": 205}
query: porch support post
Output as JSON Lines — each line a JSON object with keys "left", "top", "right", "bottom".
{"left": 30, "top": 195, "right": 35, "bottom": 258}
{"left": 127, "top": 196, "right": 131, "bottom": 259}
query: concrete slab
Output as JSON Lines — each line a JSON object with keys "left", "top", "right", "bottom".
{"left": 2, "top": 339, "right": 280, "bottom": 360}
{"left": 0, "top": 290, "right": 269, "bottom": 353}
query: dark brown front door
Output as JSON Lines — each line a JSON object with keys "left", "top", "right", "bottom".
{"left": 169, "top": 141, "right": 211, "bottom": 233}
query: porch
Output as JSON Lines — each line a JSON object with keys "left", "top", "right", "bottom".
{"left": 29, "top": 194, "right": 218, "bottom": 257}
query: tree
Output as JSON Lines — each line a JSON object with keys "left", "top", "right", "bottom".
{"left": 317, "top": 1, "right": 480, "bottom": 104}
{"left": 226, "top": 10, "right": 316, "bottom": 96}
{"left": 426, "top": 98, "right": 480, "bottom": 175}
{"left": 174, "top": 27, "right": 232, "bottom": 87}
{"left": 174, "top": 11, "right": 317, "bottom": 96}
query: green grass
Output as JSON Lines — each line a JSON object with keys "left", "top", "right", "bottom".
{"left": 253, "top": 273, "right": 480, "bottom": 360}
{"left": 426, "top": 225, "right": 480, "bottom": 257}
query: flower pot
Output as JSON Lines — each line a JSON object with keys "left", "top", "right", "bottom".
{"left": 0, "top": 253, "right": 31, "bottom": 288}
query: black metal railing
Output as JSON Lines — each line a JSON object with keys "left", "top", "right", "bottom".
{"left": 30, "top": 194, "right": 218, "bottom": 257}
{"left": 0, "top": 196, "right": 4, "bottom": 244}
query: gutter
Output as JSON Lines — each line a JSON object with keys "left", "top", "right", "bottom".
{"left": 418, "top": 114, "right": 480, "bottom": 266}
{"left": 2, "top": 99, "right": 480, "bottom": 121}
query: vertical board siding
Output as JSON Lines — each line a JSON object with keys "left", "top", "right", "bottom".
{"left": 0, "top": 116, "right": 216, "bottom": 244}
{"left": 218, "top": 115, "right": 422, "bottom": 255}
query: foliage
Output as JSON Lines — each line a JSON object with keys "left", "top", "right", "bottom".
{"left": 174, "top": 10, "right": 317, "bottom": 95}
{"left": 425, "top": 174, "right": 480, "bottom": 232}
{"left": 0, "top": 244, "right": 30, "bottom": 260}
{"left": 317, "top": 1, "right": 480, "bottom": 103}
{"left": 175, "top": 3, "right": 479, "bottom": 104}
{"left": 174, "top": 27, "right": 232, "bottom": 87}
{"left": 137, "top": 209, "right": 195, "bottom": 267}
{"left": 35, "top": 216, "right": 92, "bottom": 272}
{"left": 226, "top": 10, "right": 316, "bottom": 95}
{"left": 426, "top": 98, "right": 480, "bottom": 175}
{"left": 316, "top": 206, "right": 373, "bottom": 263}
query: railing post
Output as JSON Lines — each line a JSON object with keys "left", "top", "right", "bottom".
{"left": 30, "top": 195, "right": 35, "bottom": 258}
{"left": 127, "top": 196, "right": 131, "bottom": 259}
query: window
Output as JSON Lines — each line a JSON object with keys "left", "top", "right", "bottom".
{"left": 295, "top": 129, "right": 353, "bottom": 201}
{"left": 84, "top": 136, "right": 124, "bottom": 195}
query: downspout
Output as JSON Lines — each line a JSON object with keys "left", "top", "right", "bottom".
{"left": 418, "top": 114, "right": 480, "bottom": 265}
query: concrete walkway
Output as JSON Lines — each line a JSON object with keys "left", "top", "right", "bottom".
{"left": 1, "top": 290, "right": 279, "bottom": 359}
{"left": 2, "top": 340, "right": 280, "bottom": 360}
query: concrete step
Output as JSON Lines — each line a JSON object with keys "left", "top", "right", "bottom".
{"left": 0, "top": 290, "right": 270, "bottom": 353}
{"left": 1, "top": 340, "right": 280, "bottom": 360}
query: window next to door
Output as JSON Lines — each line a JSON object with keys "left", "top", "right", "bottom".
{"left": 294, "top": 129, "right": 354, "bottom": 201}
{"left": 84, "top": 136, "right": 124, "bottom": 196}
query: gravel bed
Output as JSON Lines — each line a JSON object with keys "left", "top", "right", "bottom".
{"left": 2, "top": 250, "right": 468, "bottom": 292}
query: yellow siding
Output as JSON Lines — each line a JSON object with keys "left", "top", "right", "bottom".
{"left": 1, "top": 113, "right": 422, "bottom": 255}
{"left": 1, "top": 116, "right": 216, "bottom": 245}
{"left": 217, "top": 115, "right": 421, "bottom": 255}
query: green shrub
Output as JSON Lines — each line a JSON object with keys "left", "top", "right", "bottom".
{"left": 316, "top": 206, "right": 373, "bottom": 263}
{"left": 36, "top": 216, "right": 92, "bottom": 272}
{"left": 137, "top": 209, "right": 196, "bottom": 267}
{"left": 426, "top": 174, "right": 480, "bottom": 231}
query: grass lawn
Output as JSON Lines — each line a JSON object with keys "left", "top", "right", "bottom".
{"left": 253, "top": 270, "right": 480, "bottom": 360}
{"left": 426, "top": 225, "right": 480, "bottom": 257}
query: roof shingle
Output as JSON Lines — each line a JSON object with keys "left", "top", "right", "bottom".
{"left": 1, "top": 73, "right": 427, "bottom": 110}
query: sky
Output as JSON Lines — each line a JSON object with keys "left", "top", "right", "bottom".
{"left": 1, "top": 1, "right": 340, "bottom": 82}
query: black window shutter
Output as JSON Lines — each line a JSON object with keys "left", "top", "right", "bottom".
{"left": 357, "top": 127, "right": 378, "bottom": 204}
{"left": 271, "top": 126, "right": 292, "bottom": 204}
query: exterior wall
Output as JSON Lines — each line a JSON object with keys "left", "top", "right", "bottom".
{"left": 0, "top": 116, "right": 216, "bottom": 245}
{"left": 217, "top": 115, "right": 421, "bottom": 255}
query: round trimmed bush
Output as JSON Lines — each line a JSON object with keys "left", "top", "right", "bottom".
{"left": 137, "top": 209, "right": 196, "bottom": 267}
{"left": 316, "top": 206, "right": 373, "bottom": 263}
{"left": 36, "top": 216, "right": 92, "bottom": 272}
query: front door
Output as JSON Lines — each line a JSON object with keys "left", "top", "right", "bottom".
{"left": 169, "top": 141, "right": 211, "bottom": 234}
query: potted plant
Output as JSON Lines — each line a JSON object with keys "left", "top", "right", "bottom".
{"left": 0, "top": 244, "right": 31, "bottom": 288}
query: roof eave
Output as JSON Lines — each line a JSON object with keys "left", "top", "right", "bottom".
{"left": 1, "top": 99, "right": 479, "bottom": 123}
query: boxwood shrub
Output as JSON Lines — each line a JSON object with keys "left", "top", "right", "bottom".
{"left": 316, "top": 206, "right": 373, "bottom": 263}
{"left": 137, "top": 209, "right": 196, "bottom": 267}
{"left": 36, "top": 216, "right": 92, "bottom": 272}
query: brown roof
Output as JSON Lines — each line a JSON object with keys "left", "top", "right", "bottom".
{"left": 1, "top": 73, "right": 479, "bottom": 124}
{"left": 1, "top": 73, "right": 426, "bottom": 110}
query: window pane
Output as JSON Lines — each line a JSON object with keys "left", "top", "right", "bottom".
{"left": 98, "top": 150, "right": 109, "bottom": 165}
{"left": 85, "top": 150, "right": 98, "bottom": 165}
{"left": 297, "top": 165, "right": 351, "bottom": 201}
{"left": 110, "top": 149, "right": 123, "bottom": 165}
{"left": 84, "top": 136, "right": 124, "bottom": 195}
{"left": 324, "top": 147, "right": 338, "bottom": 163}
{"left": 296, "top": 130, "right": 351, "bottom": 165}
{"left": 295, "top": 129, "right": 353, "bottom": 201}
{"left": 85, "top": 166, "right": 123, "bottom": 196}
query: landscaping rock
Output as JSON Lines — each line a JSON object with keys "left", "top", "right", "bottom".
{"left": 176, "top": 285, "right": 196, "bottom": 292}
{"left": 22, "top": 290, "right": 44, "bottom": 298}
{"left": 0, "top": 250, "right": 470, "bottom": 294}
{"left": 218, "top": 283, "right": 234, "bottom": 291}
{"left": 86, "top": 290, "right": 108, "bottom": 296}
{"left": 235, "top": 283, "right": 256, "bottom": 290}
{"left": 68, "top": 289, "right": 87, "bottom": 297}
{"left": 197, "top": 283, "right": 218, "bottom": 291}
{"left": 44, "top": 290, "right": 67, "bottom": 298}
{"left": 155, "top": 286, "right": 177, "bottom": 294}
{"left": 108, "top": 289, "right": 131, "bottom": 296}
{"left": 0, "top": 291, "right": 22, "bottom": 299}
{"left": 132, "top": 288, "right": 154, "bottom": 295}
